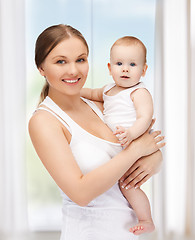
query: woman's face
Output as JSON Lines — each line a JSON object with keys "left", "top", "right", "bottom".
{"left": 39, "top": 37, "right": 89, "bottom": 96}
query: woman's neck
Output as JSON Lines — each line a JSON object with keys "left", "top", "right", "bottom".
{"left": 48, "top": 90, "right": 83, "bottom": 112}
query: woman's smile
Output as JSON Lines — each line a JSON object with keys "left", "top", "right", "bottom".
{"left": 62, "top": 77, "right": 81, "bottom": 84}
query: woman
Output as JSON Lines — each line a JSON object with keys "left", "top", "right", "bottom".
{"left": 29, "top": 24, "right": 165, "bottom": 240}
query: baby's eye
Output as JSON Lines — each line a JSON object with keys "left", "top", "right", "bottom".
{"left": 77, "top": 58, "right": 85, "bottom": 63}
{"left": 117, "top": 62, "right": 122, "bottom": 66}
{"left": 130, "top": 62, "right": 136, "bottom": 67}
{"left": 57, "top": 60, "right": 66, "bottom": 64}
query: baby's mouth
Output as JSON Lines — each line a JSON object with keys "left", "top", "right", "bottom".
{"left": 120, "top": 76, "right": 130, "bottom": 79}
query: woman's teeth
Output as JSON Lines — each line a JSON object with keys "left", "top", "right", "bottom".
{"left": 62, "top": 78, "right": 80, "bottom": 83}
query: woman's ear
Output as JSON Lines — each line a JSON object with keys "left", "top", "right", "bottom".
{"left": 107, "top": 63, "right": 111, "bottom": 75}
{"left": 142, "top": 64, "right": 148, "bottom": 77}
{"left": 38, "top": 66, "right": 45, "bottom": 76}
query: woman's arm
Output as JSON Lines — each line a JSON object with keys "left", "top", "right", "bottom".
{"left": 29, "top": 112, "right": 164, "bottom": 207}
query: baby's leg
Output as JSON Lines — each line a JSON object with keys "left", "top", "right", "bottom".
{"left": 119, "top": 182, "right": 155, "bottom": 235}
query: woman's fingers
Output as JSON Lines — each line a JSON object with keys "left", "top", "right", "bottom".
{"left": 128, "top": 160, "right": 141, "bottom": 174}
{"left": 121, "top": 172, "right": 151, "bottom": 189}
{"left": 150, "top": 131, "right": 166, "bottom": 149}
{"left": 155, "top": 136, "right": 165, "bottom": 143}
{"left": 157, "top": 141, "right": 166, "bottom": 148}
{"left": 148, "top": 118, "right": 156, "bottom": 132}
{"left": 121, "top": 171, "right": 147, "bottom": 189}
{"left": 130, "top": 171, "right": 148, "bottom": 188}
{"left": 120, "top": 161, "right": 140, "bottom": 182}
{"left": 151, "top": 130, "right": 161, "bottom": 138}
{"left": 134, "top": 174, "right": 150, "bottom": 188}
{"left": 151, "top": 131, "right": 166, "bottom": 151}
{"left": 120, "top": 150, "right": 164, "bottom": 188}
{"left": 120, "top": 170, "right": 131, "bottom": 183}
{"left": 121, "top": 167, "right": 146, "bottom": 188}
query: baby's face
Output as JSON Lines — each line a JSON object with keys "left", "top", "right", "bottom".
{"left": 108, "top": 44, "right": 147, "bottom": 88}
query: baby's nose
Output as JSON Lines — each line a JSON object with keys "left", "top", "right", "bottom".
{"left": 122, "top": 66, "right": 129, "bottom": 72}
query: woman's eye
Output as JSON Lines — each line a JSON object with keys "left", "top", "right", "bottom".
{"left": 130, "top": 63, "right": 136, "bottom": 67}
{"left": 77, "top": 58, "right": 85, "bottom": 63}
{"left": 57, "top": 60, "right": 65, "bottom": 64}
{"left": 117, "top": 62, "right": 122, "bottom": 66}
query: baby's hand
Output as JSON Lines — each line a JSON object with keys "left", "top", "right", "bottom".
{"left": 113, "top": 126, "right": 133, "bottom": 148}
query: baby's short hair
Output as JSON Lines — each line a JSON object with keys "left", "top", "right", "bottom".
{"left": 110, "top": 36, "right": 147, "bottom": 63}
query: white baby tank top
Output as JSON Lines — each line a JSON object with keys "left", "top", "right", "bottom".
{"left": 103, "top": 82, "right": 146, "bottom": 132}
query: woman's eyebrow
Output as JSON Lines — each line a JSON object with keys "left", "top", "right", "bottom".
{"left": 78, "top": 53, "right": 87, "bottom": 57}
{"left": 52, "top": 55, "right": 67, "bottom": 59}
{"left": 52, "top": 53, "right": 87, "bottom": 60}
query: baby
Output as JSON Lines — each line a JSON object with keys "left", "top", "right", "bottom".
{"left": 81, "top": 36, "right": 154, "bottom": 235}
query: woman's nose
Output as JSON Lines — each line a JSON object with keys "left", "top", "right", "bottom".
{"left": 68, "top": 63, "right": 78, "bottom": 75}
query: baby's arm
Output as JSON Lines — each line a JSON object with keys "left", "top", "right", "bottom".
{"left": 114, "top": 88, "right": 153, "bottom": 147}
{"left": 80, "top": 87, "right": 105, "bottom": 102}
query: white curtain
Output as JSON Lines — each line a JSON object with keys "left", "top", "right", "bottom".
{"left": 191, "top": 0, "right": 195, "bottom": 236}
{"left": 0, "top": 0, "right": 28, "bottom": 238}
{"left": 153, "top": 0, "right": 195, "bottom": 239}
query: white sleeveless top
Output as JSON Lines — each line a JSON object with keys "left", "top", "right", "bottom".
{"left": 37, "top": 96, "right": 138, "bottom": 240}
{"left": 103, "top": 82, "right": 146, "bottom": 132}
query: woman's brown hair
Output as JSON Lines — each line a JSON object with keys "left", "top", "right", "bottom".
{"left": 35, "top": 24, "right": 89, "bottom": 103}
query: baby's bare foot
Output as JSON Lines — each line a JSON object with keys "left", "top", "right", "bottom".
{"left": 129, "top": 220, "right": 155, "bottom": 235}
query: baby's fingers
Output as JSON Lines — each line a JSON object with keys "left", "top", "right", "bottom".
{"left": 119, "top": 138, "right": 128, "bottom": 146}
{"left": 121, "top": 140, "right": 130, "bottom": 149}
{"left": 113, "top": 126, "right": 125, "bottom": 135}
{"left": 117, "top": 132, "right": 127, "bottom": 140}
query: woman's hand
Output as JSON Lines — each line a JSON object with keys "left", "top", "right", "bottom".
{"left": 120, "top": 150, "right": 163, "bottom": 189}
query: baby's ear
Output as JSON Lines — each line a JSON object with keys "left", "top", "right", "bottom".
{"left": 107, "top": 63, "right": 112, "bottom": 75}
{"left": 142, "top": 63, "right": 148, "bottom": 77}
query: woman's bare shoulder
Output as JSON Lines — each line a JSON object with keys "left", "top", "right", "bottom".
{"left": 29, "top": 109, "right": 59, "bottom": 124}
{"left": 28, "top": 109, "right": 62, "bottom": 135}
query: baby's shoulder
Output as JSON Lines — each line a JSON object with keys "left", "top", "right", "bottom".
{"left": 131, "top": 87, "right": 150, "bottom": 96}
{"left": 131, "top": 88, "right": 152, "bottom": 104}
